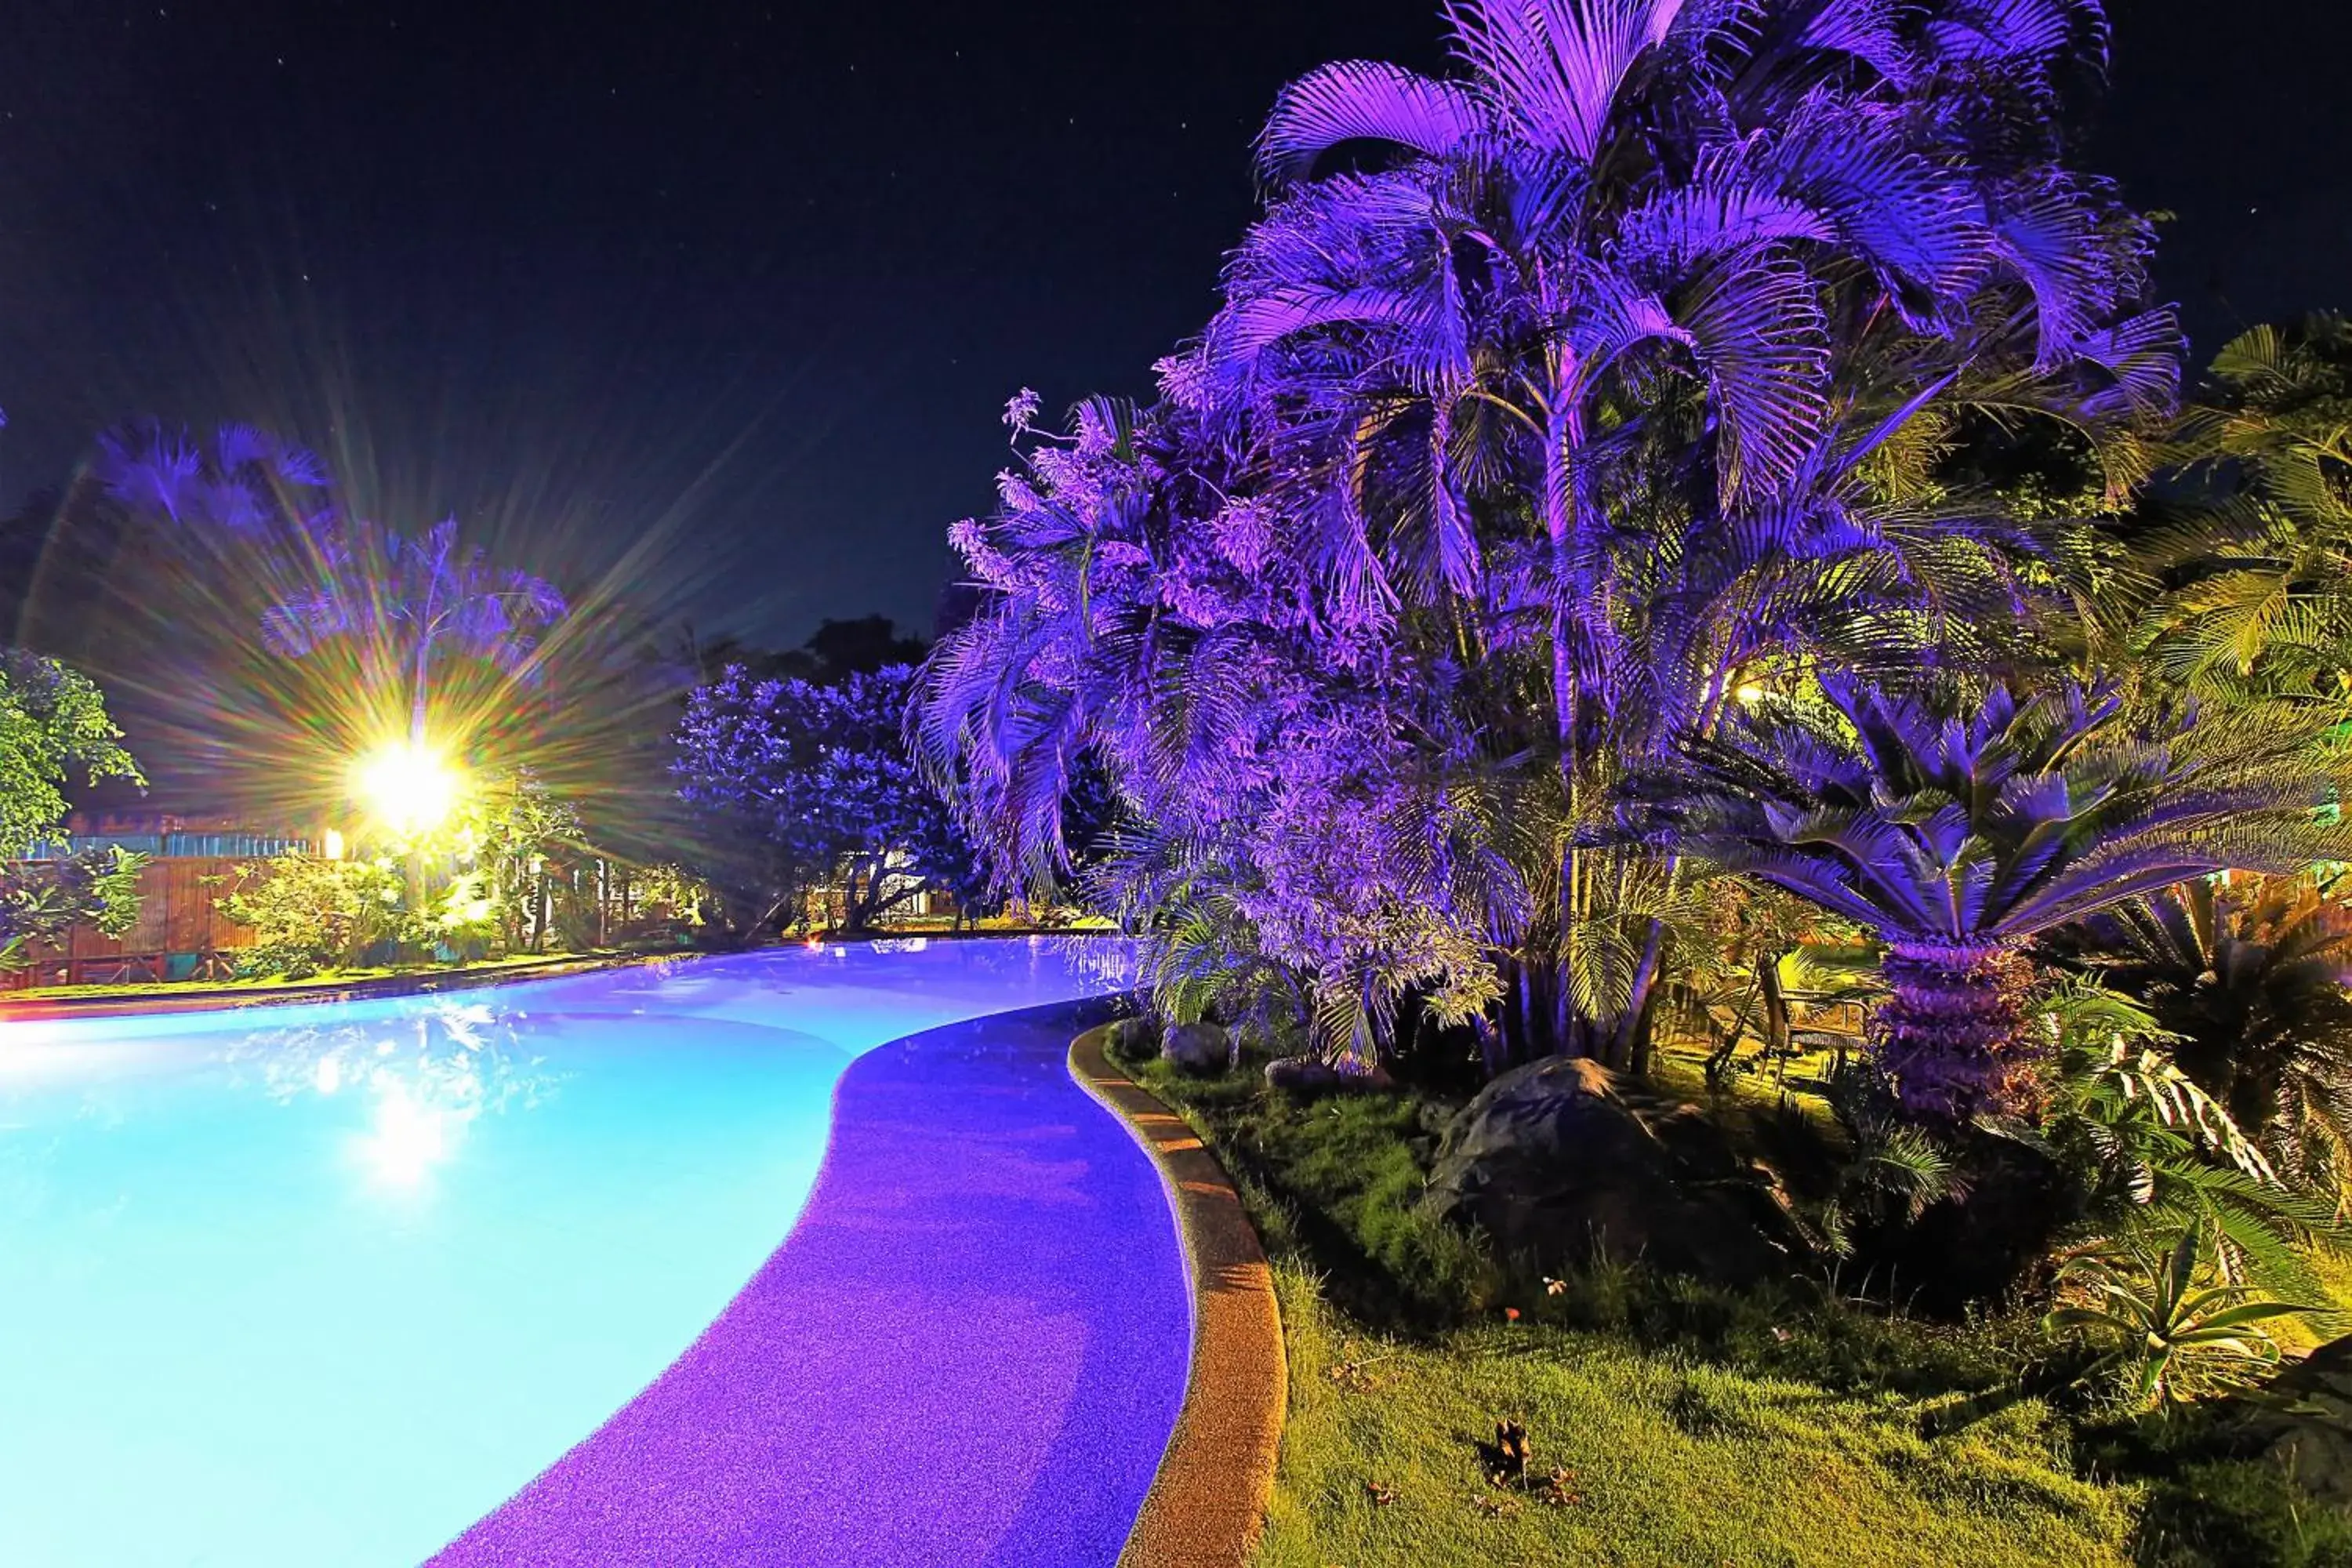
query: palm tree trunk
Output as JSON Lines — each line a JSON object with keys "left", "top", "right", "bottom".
{"left": 1875, "top": 942, "right": 2035, "bottom": 1122}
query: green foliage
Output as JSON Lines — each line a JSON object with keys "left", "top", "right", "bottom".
{"left": 0, "top": 648, "right": 144, "bottom": 857}
{"left": 2133, "top": 1457, "right": 2352, "bottom": 1568}
{"left": 0, "top": 648, "right": 147, "bottom": 967}
{"left": 2043, "top": 1223, "right": 2324, "bottom": 1409}
{"left": 2117, "top": 315, "right": 2352, "bottom": 700}
{"left": 1127, "top": 1056, "right": 1497, "bottom": 1326}
{"left": 0, "top": 846, "right": 147, "bottom": 971}
{"left": 2033, "top": 977, "right": 2352, "bottom": 1299}
{"left": 218, "top": 854, "right": 404, "bottom": 979}
{"left": 2057, "top": 875, "right": 2352, "bottom": 1195}
{"left": 460, "top": 769, "right": 586, "bottom": 955}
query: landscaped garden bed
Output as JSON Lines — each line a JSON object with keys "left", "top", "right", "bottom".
{"left": 1106, "top": 1026, "right": 2352, "bottom": 1568}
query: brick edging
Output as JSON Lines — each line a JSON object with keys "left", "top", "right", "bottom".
{"left": 1068, "top": 1025, "right": 1287, "bottom": 1568}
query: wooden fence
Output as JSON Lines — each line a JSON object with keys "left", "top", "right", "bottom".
{"left": 1, "top": 858, "right": 262, "bottom": 991}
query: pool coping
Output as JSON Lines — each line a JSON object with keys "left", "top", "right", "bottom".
{"left": 1069, "top": 1025, "right": 1286, "bottom": 1568}
{"left": 0, "top": 949, "right": 681, "bottom": 1021}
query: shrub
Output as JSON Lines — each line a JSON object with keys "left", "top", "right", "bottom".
{"left": 218, "top": 854, "right": 403, "bottom": 978}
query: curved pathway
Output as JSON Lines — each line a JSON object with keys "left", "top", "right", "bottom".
{"left": 430, "top": 1000, "right": 1192, "bottom": 1568}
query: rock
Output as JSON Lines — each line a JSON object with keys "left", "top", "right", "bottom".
{"left": 1161, "top": 1021, "right": 1232, "bottom": 1075}
{"left": 1265, "top": 1054, "right": 1396, "bottom": 1098}
{"left": 1418, "top": 1056, "right": 1800, "bottom": 1287}
{"left": 2248, "top": 1336, "right": 2352, "bottom": 1508}
{"left": 1104, "top": 1014, "right": 1163, "bottom": 1065}
{"left": 1266, "top": 1056, "right": 1341, "bottom": 1096}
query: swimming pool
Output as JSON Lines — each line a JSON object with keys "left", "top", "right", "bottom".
{"left": 0, "top": 937, "right": 1189, "bottom": 1567}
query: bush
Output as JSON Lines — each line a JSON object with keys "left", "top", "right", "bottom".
{"left": 217, "top": 854, "right": 403, "bottom": 978}
{"left": 2136, "top": 1458, "right": 2352, "bottom": 1568}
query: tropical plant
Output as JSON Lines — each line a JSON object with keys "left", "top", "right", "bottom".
{"left": 2114, "top": 315, "right": 2352, "bottom": 699}
{"left": 260, "top": 517, "right": 568, "bottom": 742}
{"left": 91, "top": 419, "right": 333, "bottom": 537}
{"left": 2056, "top": 875, "right": 2352, "bottom": 1194}
{"left": 916, "top": 0, "right": 2178, "bottom": 1069}
{"left": 1664, "top": 676, "right": 2349, "bottom": 1120}
{"left": 217, "top": 853, "right": 405, "bottom": 979}
{"left": 2031, "top": 977, "right": 2348, "bottom": 1296}
{"left": 462, "top": 770, "right": 587, "bottom": 955}
{"left": 0, "top": 848, "right": 147, "bottom": 971}
{"left": 0, "top": 650, "right": 147, "bottom": 967}
{"left": 2043, "top": 1222, "right": 2322, "bottom": 1408}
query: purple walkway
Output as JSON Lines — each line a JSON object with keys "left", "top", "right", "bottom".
{"left": 428, "top": 1000, "right": 1192, "bottom": 1567}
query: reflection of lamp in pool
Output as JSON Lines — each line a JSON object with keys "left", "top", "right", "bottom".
{"left": 356, "top": 1081, "right": 457, "bottom": 1187}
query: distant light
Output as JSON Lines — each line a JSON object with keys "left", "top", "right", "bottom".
{"left": 321, "top": 828, "right": 346, "bottom": 861}
{"left": 1736, "top": 684, "right": 1766, "bottom": 706}
{"left": 350, "top": 741, "right": 464, "bottom": 838}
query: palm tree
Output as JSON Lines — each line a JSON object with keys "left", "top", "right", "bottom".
{"left": 1664, "top": 677, "right": 2348, "bottom": 1120}
{"left": 2056, "top": 877, "right": 2352, "bottom": 1191}
{"left": 2114, "top": 315, "right": 2352, "bottom": 699}
{"left": 261, "top": 518, "right": 567, "bottom": 742}
{"left": 923, "top": 0, "right": 2179, "bottom": 1066}
{"left": 92, "top": 420, "right": 333, "bottom": 536}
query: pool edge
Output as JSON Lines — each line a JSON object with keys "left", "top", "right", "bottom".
{"left": 1067, "top": 1025, "right": 1286, "bottom": 1568}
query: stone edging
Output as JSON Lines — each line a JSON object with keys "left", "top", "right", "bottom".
{"left": 0, "top": 950, "right": 685, "bottom": 1021}
{"left": 1068, "top": 1025, "right": 1286, "bottom": 1568}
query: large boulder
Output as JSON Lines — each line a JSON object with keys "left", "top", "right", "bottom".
{"left": 1420, "top": 1056, "right": 1800, "bottom": 1287}
{"left": 1161, "top": 1021, "right": 1232, "bottom": 1075}
{"left": 2247, "top": 1336, "right": 2352, "bottom": 1508}
{"left": 1265, "top": 1054, "right": 1396, "bottom": 1098}
{"left": 1103, "top": 1014, "right": 1163, "bottom": 1066}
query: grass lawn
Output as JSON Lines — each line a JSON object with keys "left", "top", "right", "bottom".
{"left": 1111, "top": 1040, "right": 2352, "bottom": 1568}
{"left": 1256, "top": 1262, "right": 2132, "bottom": 1568}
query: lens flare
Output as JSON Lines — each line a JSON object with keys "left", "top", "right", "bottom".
{"left": 351, "top": 741, "right": 466, "bottom": 837}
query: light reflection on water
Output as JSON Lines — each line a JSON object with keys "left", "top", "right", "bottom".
{"left": 0, "top": 937, "right": 1132, "bottom": 1568}
{"left": 216, "top": 1000, "right": 561, "bottom": 1192}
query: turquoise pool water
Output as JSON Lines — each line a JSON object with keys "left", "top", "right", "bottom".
{"left": 0, "top": 938, "right": 1158, "bottom": 1567}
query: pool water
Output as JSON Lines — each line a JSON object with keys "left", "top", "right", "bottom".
{"left": 0, "top": 938, "right": 1185, "bottom": 1567}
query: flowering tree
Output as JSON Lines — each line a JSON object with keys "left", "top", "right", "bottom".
{"left": 677, "top": 663, "right": 987, "bottom": 935}
{"left": 917, "top": 0, "right": 2176, "bottom": 1069}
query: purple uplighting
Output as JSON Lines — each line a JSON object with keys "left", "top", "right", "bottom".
{"left": 429, "top": 1000, "right": 1192, "bottom": 1567}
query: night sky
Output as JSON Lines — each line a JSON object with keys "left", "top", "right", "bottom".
{"left": 2, "top": 0, "right": 2343, "bottom": 650}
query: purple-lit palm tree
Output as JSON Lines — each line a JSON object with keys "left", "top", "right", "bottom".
{"left": 93, "top": 421, "right": 335, "bottom": 536}
{"left": 922, "top": 0, "right": 2178, "bottom": 1065}
{"left": 262, "top": 518, "right": 567, "bottom": 742}
{"left": 1667, "top": 679, "right": 2347, "bottom": 1121}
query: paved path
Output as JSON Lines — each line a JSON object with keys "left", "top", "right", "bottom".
{"left": 430, "top": 1000, "right": 1192, "bottom": 1568}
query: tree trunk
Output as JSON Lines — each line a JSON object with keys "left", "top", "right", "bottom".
{"left": 1874, "top": 942, "right": 2036, "bottom": 1123}
{"left": 1759, "top": 953, "right": 1792, "bottom": 1060}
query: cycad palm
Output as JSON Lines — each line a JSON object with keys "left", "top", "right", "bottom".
{"left": 1669, "top": 677, "right": 2347, "bottom": 1120}
{"left": 2061, "top": 876, "right": 2352, "bottom": 1192}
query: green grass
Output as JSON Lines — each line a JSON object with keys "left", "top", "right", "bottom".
{"left": 1255, "top": 1261, "right": 2134, "bottom": 1568}
{"left": 1115, "top": 1042, "right": 2344, "bottom": 1568}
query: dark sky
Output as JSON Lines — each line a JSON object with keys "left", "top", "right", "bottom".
{"left": 2, "top": 0, "right": 2343, "bottom": 648}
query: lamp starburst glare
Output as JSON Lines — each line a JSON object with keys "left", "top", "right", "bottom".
{"left": 351, "top": 740, "right": 465, "bottom": 839}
